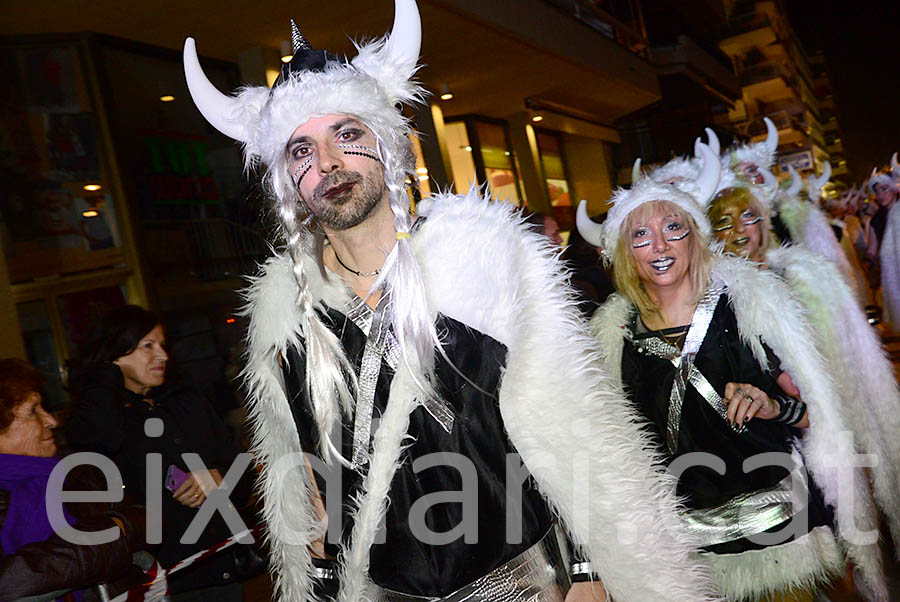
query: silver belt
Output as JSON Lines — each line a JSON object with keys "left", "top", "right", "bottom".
{"left": 683, "top": 472, "right": 799, "bottom": 547}
{"left": 372, "top": 526, "right": 571, "bottom": 602}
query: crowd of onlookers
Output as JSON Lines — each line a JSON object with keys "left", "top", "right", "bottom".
{"left": 0, "top": 306, "right": 263, "bottom": 602}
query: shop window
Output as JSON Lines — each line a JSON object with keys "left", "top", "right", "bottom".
{"left": 0, "top": 42, "right": 125, "bottom": 284}
{"left": 445, "top": 118, "right": 522, "bottom": 206}
{"left": 536, "top": 131, "right": 574, "bottom": 232}
{"left": 445, "top": 121, "right": 477, "bottom": 192}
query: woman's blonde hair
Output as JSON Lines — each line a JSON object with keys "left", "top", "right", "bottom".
{"left": 708, "top": 186, "right": 771, "bottom": 256}
{"left": 613, "top": 200, "right": 714, "bottom": 318}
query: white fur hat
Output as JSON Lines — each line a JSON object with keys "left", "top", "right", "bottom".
{"left": 577, "top": 142, "right": 719, "bottom": 261}
{"left": 725, "top": 116, "right": 779, "bottom": 173}
{"left": 183, "top": 0, "right": 425, "bottom": 170}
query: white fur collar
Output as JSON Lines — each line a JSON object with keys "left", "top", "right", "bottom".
{"left": 590, "top": 255, "right": 888, "bottom": 600}
{"left": 242, "top": 189, "right": 722, "bottom": 601}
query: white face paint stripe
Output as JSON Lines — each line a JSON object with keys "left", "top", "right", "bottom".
{"left": 665, "top": 228, "right": 691, "bottom": 242}
{"left": 292, "top": 157, "right": 313, "bottom": 187}
{"left": 632, "top": 240, "right": 651, "bottom": 248}
{"left": 743, "top": 216, "right": 763, "bottom": 226}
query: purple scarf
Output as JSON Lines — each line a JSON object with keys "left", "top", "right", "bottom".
{"left": 0, "top": 453, "right": 75, "bottom": 556}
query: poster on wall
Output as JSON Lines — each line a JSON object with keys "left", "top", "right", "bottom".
{"left": 0, "top": 180, "right": 123, "bottom": 281}
{"left": 44, "top": 112, "right": 99, "bottom": 180}
{"left": 20, "top": 47, "right": 81, "bottom": 113}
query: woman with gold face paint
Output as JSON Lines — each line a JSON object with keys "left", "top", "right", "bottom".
{"left": 708, "top": 187, "right": 769, "bottom": 263}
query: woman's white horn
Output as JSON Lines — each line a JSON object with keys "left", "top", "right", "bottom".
{"left": 576, "top": 200, "right": 604, "bottom": 247}
{"left": 760, "top": 167, "right": 777, "bottom": 191}
{"left": 631, "top": 158, "right": 642, "bottom": 183}
{"left": 787, "top": 166, "right": 802, "bottom": 197}
{"left": 183, "top": 38, "right": 246, "bottom": 142}
{"left": 694, "top": 141, "right": 720, "bottom": 204}
{"left": 383, "top": 0, "right": 422, "bottom": 69}
{"left": 705, "top": 127, "right": 720, "bottom": 156}
{"left": 891, "top": 152, "right": 900, "bottom": 176}
{"left": 763, "top": 117, "right": 778, "bottom": 155}
{"left": 814, "top": 161, "right": 832, "bottom": 191}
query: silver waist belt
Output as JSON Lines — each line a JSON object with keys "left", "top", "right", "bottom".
{"left": 372, "top": 526, "right": 571, "bottom": 602}
{"left": 683, "top": 473, "right": 799, "bottom": 547}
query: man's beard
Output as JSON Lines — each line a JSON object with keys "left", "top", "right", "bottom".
{"left": 305, "top": 169, "right": 387, "bottom": 230}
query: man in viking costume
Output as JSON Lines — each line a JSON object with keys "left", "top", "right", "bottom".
{"left": 577, "top": 144, "right": 890, "bottom": 601}
{"left": 182, "top": 2, "right": 720, "bottom": 601}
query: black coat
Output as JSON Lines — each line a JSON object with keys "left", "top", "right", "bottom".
{"left": 66, "top": 365, "right": 253, "bottom": 593}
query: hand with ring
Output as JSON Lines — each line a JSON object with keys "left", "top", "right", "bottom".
{"left": 172, "top": 469, "right": 222, "bottom": 508}
{"left": 724, "top": 382, "right": 779, "bottom": 428}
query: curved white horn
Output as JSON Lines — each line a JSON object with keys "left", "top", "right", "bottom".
{"left": 383, "top": 0, "right": 422, "bottom": 70}
{"left": 694, "top": 141, "right": 720, "bottom": 204}
{"left": 813, "top": 161, "right": 831, "bottom": 191}
{"left": 705, "top": 127, "right": 720, "bottom": 156}
{"left": 576, "top": 200, "right": 604, "bottom": 247}
{"left": 631, "top": 158, "right": 642, "bottom": 183}
{"left": 891, "top": 152, "right": 900, "bottom": 175}
{"left": 786, "top": 166, "right": 802, "bottom": 197}
{"left": 760, "top": 167, "right": 777, "bottom": 190}
{"left": 183, "top": 38, "right": 246, "bottom": 142}
{"left": 763, "top": 117, "right": 778, "bottom": 155}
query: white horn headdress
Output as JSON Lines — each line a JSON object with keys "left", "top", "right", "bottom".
{"left": 727, "top": 116, "right": 779, "bottom": 175}
{"left": 183, "top": 0, "right": 425, "bottom": 170}
{"left": 590, "top": 142, "right": 719, "bottom": 263}
{"left": 806, "top": 161, "right": 832, "bottom": 202}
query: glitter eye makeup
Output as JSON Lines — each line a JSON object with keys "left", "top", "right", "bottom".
{"left": 292, "top": 156, "right": 313, "bottom": 187}
{"left": 713, "top": 221, "right": 733, "bottom": 232}
{"left": 743, "top": 215, "right": 763, "bottom": 226}
{"left": 632, "top": 239, "right": 651, "bottom": 248}
{"left": 665, "top": 228, "right": 691, "bottom": 242}
{"left": 337, "top": 143, "right": 381, "bottom": 163}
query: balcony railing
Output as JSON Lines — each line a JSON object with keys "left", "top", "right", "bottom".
{"left": 544, "top": 0, "right": 651, "bottom": 60}
{"left": 740, "top": 62, "right": 791, "bottom": 87}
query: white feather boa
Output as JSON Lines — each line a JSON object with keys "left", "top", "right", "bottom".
{"left": 241, "top": 189, "right": 722, "bottom": 601}
{"left": 768, "top": 244, "right": 900, "bottom": 555}
{"left": 776, "top": 195, "right": 864, "bottom": 304}
{"left": 589, "top": 255, "right": 889, "bottom": 601}
{"left": 879, "top": 204, "right": 900, "bottom": 330}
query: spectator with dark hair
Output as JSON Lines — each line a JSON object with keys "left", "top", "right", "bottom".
{"left": 66, "top": 306, "right": 259, "bottom": 601}
{"left": 0, "top": 358, "right": 146, "bottom": 601}
{"left": 561, "top": 218, "right": 614, "bottom": 317}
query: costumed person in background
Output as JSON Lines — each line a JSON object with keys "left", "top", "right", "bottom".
{"left": 873, "top": 155, "right": 900, "bottom": 330}
{"left": 705, "top": 181, "right": 900, "bottom": 569}
{"left": 184, "top": 1, "right": 719, "bottom": 601}
{"left": 578, "top": 143, "right": 889, "bottom": 602}
{"left": 708, "top": 120, "right": 864, "bottom": 305}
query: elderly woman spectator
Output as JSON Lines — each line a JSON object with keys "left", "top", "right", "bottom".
{"left": 66, "top": 305, "right": 255, "bottom": 601}
{"left": 0, "top": 358, "right": 145, "bottom": 602}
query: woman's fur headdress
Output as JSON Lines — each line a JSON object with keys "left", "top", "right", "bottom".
{"left": 576, "top": 142, "right": 720, "bottom": 262}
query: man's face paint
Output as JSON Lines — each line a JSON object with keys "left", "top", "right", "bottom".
{"left": 286, "top": 115, "right": 387, "bottom": 230}
{"left": 709, "top": 191, "right": 765, "bottom": 262}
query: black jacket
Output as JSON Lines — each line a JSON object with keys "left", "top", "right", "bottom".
{"left": 66, "top": 364, "right": 253, "bottom": 593}
{"left": 0, "top": 464, "right": 146, "bottom": 602}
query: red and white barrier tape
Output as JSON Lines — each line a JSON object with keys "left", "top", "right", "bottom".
{"left": 110, "top": 527, "right": 260, "bottom": 602}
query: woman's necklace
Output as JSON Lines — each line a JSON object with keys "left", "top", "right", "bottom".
{"left": 333, "top": 248, "right": 381, "bottom": 277}
{"left": 657, "top": 326, "right": 687, "bottom": 349}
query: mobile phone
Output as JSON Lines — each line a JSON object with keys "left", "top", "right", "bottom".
{"left": 165, "top": 465, "right": 190, "bottom": 492}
